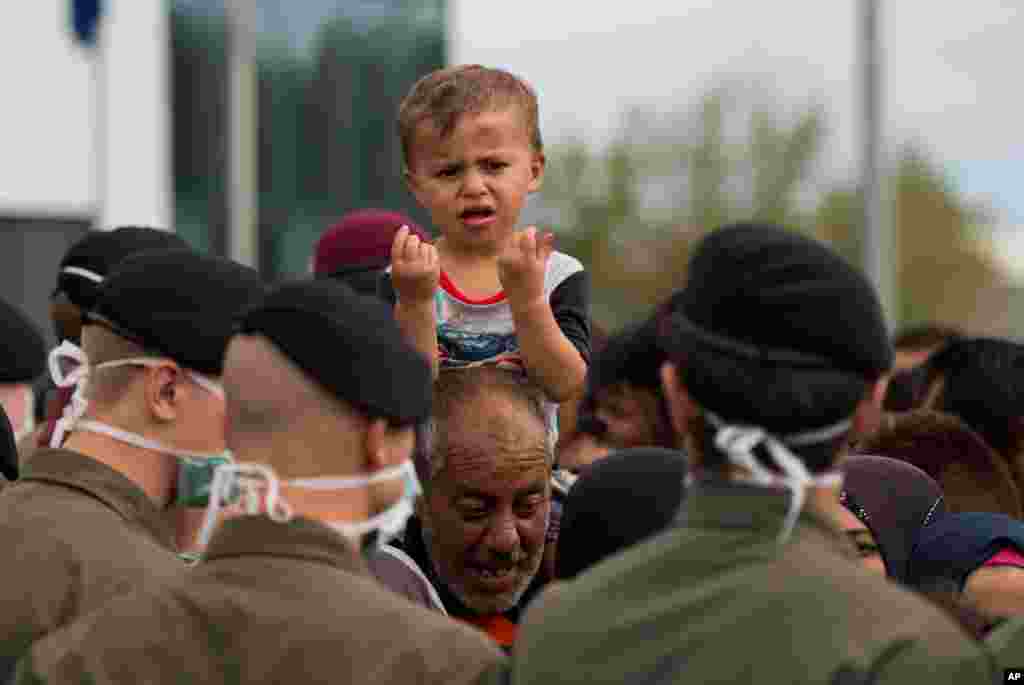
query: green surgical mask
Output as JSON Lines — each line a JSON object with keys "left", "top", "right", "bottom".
{"left": 176, "top": 453, "right": 234, "bottom": 507}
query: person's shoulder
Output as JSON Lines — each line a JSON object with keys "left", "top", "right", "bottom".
{"left": 312, "top": 565, "right": 503, "bottom": 682}
{"left": 774, "top": 527, "right": 986, "bottom": 654}
{"left": 367, "top": 544, "right": 447, "bottom": 614}
{"left": 19, "top": 584, "right": 207, "bottom": 684}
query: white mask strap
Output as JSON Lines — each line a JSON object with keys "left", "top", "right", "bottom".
{"left": 707, "top": 411, "right": 847, "bottom": 543}
{"left": 287, "top": 460, "right": 414, "bottom": 490}
{"left": 47, "top": 341, "right": 223, "bottom": 448}
{"left": 197, "top": 463, "right": 293, "bottom": 548}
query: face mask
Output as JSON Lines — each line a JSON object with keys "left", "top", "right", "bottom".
{"left": 176, "top": 453, "right": 235, "bottom": 507}
{"left": 705, "top": 410, "right": 848, "bottom": 543}
{"left": 48, "top": 341, "right": 228, "bottom": 503}
{"left": 196, "top": 460, "right": 421, "bottom": 551}
{"left": 292, "top": 460, "right": 421, "bottom": 544}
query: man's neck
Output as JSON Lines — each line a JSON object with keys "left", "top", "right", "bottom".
{"left": 235, "top": 442, "right": 372, "bottom": 525}
{"left": 62, "top": 423, "right": 176, "bottom": 508}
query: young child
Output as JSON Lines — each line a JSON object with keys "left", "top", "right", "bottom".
{"left": 385, "top": 65, "right": 591, "bottom": 443}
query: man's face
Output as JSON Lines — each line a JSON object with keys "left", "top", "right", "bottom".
{"left": 422, "top": 397, "right": 551, "bottom": 614}
{"left": 835, "top": 505, "right": 886, "bottom": 575}
{"left": 406, "top": 108, "right": 544, "bottom": 256}
{"left": 594, "top": 382, "right": 671, "bottom": 450}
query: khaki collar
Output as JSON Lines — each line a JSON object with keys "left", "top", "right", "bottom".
{"left": 684, "top": 479, "right": 857, "bottom": 558}
{"left": 203, "top": 515, "right": 368, "bottom": 576}
{"left": 20, "top": 448, "right": 178, "bottom": 550}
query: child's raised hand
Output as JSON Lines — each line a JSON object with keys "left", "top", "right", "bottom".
{"left": 497, "top": 226, "right": 555, "bottom": 305}
{"left": 391, "top": 225, "right": 439, "bottom": 304}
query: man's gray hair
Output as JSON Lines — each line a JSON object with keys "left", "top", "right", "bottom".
{"left": 418, "top": 366, "right": 553, "bottom": 484}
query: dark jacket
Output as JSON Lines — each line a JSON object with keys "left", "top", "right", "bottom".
{"left": 17, "top": 515, "right": 504, "bottom": 684}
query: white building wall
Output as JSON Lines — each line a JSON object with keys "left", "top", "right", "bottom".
{"left": 0, "top": 0, "right": 171, "bottom": 231}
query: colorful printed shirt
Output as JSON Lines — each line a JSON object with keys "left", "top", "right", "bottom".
{"left": 382, "top": 251, "right": 591, "bottom": 445}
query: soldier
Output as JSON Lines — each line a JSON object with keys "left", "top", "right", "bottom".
{"left": 39, "top": 226, "right": 192, "bottom": 449}
{"left": 0, "top": 250, "right": 262, "bottom": 666}
{"left": 17, "top": 279, "right": 502, "bottom": 684}
{"left": 507, "top": 224, "right": 1001, "bottom": 684}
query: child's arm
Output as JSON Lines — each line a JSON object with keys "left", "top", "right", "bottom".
{"left": 500, "top": 228, "right": 587, "bottom": 402}
{"left": 390, "top": 226, "right": 440, "bottom": 378}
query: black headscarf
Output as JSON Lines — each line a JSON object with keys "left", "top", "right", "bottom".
{"left": 922, "top": 338, "right": 1024, "bottom": 457}
{"left": 841, "top": 455, "right": 947, "bottom": 584}
{"left": 556, "top": 448, "right": 689, "bottom": 579}
{"left": 908, "top": 512, "right": 1024, "bottom": 590}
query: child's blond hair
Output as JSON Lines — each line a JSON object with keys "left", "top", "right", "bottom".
{"left": 397, "top": 65, "right": 542, "bottom": 170}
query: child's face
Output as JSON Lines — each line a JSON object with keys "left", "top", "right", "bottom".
{"left": 405, "top": 108, "right": 544, "bottom": 256}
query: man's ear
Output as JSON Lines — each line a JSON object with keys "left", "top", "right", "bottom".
{"left": 851, "top": 375, "right": 890, "bottom": 441}
{"left": 527, "top": 152, "right": 545, "bottom": 194}
{"left": 659, "top": 362, "right": 695, "bottom": 440}
{"left": 144, "top": 364, "right": 183, "bottom": 423}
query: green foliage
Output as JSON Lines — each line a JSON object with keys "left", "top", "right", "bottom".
{"left": 540, "top": 86, "right": 825, "bottom": 330}
{"left": 542, "top": 87, "right": 1002, "bottom": 334}
{"left": 170, "top": 3, "right": 445, "bottom": 274}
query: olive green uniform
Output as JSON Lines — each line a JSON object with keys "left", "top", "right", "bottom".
{"left": 509, "top": 482, "right": 1001, "bottom": 684}
{"left": 18, "top": 515, "right": 504, "bottom": 684}
{"left": 0, "top": 448, "right": 182, "bottom": 660}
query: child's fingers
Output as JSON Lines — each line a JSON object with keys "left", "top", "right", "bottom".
{"left": 404, "top": 234, "right": 422, "bottom": 262}
{"left": 418, "top": 240, "right": 433, "bottom": 265}
{"left": 540, "top": 232, "right": 556, "bottom": 259}
{"left": 522, "top": 226, "right": 537, "bottom": 258}
{"left": 391, "top": 225, "right": 411, "bottom": 262}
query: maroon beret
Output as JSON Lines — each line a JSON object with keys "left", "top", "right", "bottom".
{"left": 313, "top": 210, "right": 430, "bottom": 276}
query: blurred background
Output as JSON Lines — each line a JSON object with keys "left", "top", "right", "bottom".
{"left": 0, "top": 1, "right": 1020, "bottom": 346}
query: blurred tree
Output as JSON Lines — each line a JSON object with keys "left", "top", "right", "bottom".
{"left": 817, "top": 147, "right": 1004, "bottom": 329}
{"left": 170, "top": 6, "right": 229, "bottom": 254}
{"left": 171, "top": 2, "right": 444, "bottom": 275}
{"left": 540, "top": 87, "right": 824, "bottom": 330}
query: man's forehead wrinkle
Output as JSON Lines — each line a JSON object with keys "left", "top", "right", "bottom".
{"left": 441, "top": 438, "right": 549, "bottom": 487}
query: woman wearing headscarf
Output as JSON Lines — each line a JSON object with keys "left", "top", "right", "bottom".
{"left": 908, "top": 512, "right": 1024, "bottom": 625}
{"left": 839, "top": 455, "right": 946, "bottom": 582}
{"left": 859, "top": 410, "right": 1023, "bottom": 519}
{"left": 840, "top": 456, "right": 993, "bottom": 639}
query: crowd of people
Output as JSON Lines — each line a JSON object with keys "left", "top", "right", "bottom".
{"left": 0, "top": 64, "right": 1022, "bottom": 683}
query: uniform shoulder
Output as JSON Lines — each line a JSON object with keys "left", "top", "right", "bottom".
{"left": 772, "top": 527, "right": 986, "bottom": 654}
{"left": 318, "top": 569, "right": 503, "bottom": 683}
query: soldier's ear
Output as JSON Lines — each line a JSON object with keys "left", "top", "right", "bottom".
{"left": 851, "top": 375, "right": 889, "bottom": 441}
{"left": 659, "top": 362, "right": 694, "bottom": 440}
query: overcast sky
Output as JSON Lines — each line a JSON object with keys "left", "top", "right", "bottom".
{"left": 452, "top": 0, "right": 1023, "bottom": 226}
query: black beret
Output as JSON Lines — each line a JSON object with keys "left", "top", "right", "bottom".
{"left": 0, "top": 296, "right": 46, "bottom": 383}
{"left": 56, "top": 227, "right": 192, "bottom": 310}
{"left": 87, "top": 250, "right": 264, "bottom": 376}
{"left": 556, "top": 448, "right": 688, "bottom": 579}
{"left": 667, "top": 224, "right": 892, "bottom": 379}
{"left": 237, "top": 279, "right": 431, "bottom": 425}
